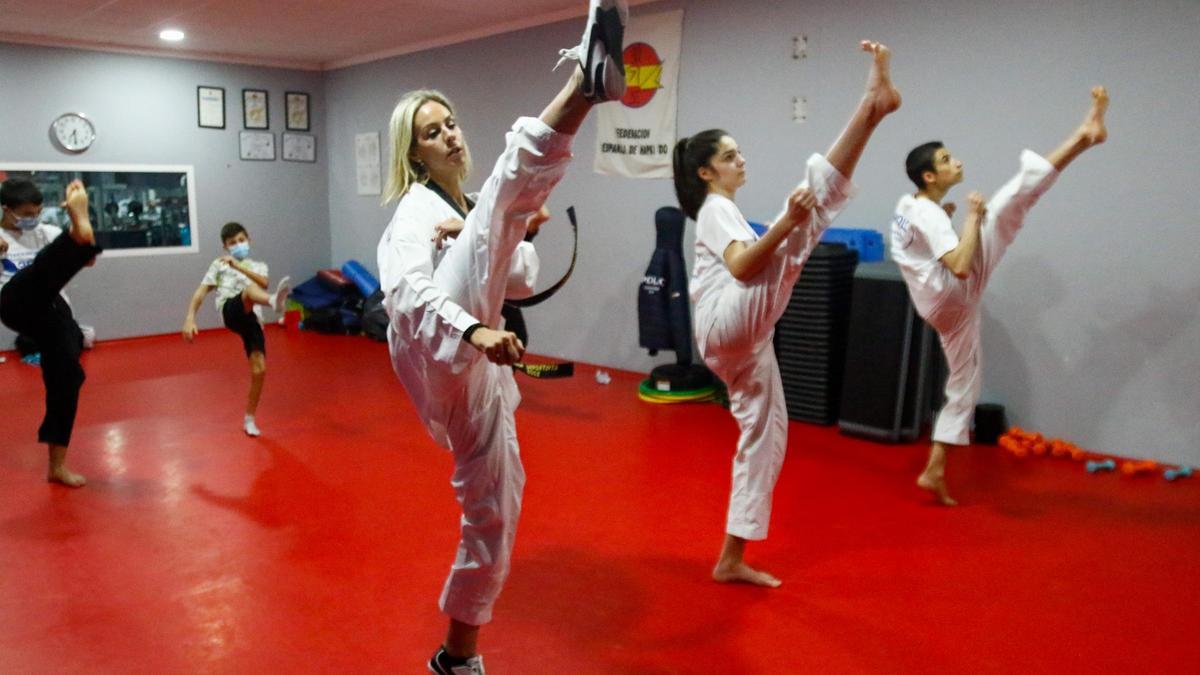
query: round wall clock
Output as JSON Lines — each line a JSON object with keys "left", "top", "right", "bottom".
{"left": 50, "top": 112, "right": 96, "bottom": 153}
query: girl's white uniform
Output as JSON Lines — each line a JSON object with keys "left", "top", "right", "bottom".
{"left": 377, "top": 116, "right": 573, "bottom": 626}
{"left": 891, "top": 149, "right": 1058, "bottom": 446}
{"left": 691, "top": 153, "right": 856, "bottom": 541}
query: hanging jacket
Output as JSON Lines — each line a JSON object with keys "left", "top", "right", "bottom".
{"left": 638, "top": 206, "right": 694, "bottom": 365}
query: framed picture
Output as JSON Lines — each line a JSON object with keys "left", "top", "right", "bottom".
{"left": 355, "top": 132, "right": 381, "bottom": 195}
{"left": 242, "top": 89, "right": 269, "bottom": 129}
{"left": 239, "top": 131, "right": 275, "bottom": 161}
{"left": 285, "top": 92, "right": 310, "bottom": 131}
{"left": 282, "top": 133, "right": 316, "bottom": 162}
{"left": 197, "top": 86, "right": 225, "bottom": 129}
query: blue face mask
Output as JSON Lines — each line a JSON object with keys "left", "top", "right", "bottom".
{"left": 6, "top": 208, "right": 40, "bottom": 231}
{"left": 228, "top": 242, "right": 251, "bottom": 260}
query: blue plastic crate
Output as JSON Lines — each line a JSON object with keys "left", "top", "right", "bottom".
{"left": 746, "top": 223, "right": 883, "bottom": 262}
{"left": 820, "top": 227, "right": 884, "bottom": 262}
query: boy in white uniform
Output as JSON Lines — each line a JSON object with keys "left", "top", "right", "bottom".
{"left": 891, "top": 87, "right": 1109, "bottom": 505}
{"left": 376, "top": 1, "right": 627, "bottom": 672}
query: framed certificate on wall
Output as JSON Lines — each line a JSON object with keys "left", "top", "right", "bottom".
{"left": 197, "top": 86, "right": 225, "bottom": 129}
{"left": 239, "top": 131, "right": 275, "bottom": 160}
{"left": 285, "top": 92, "right": 310, "bottom": 131}
{"left": 242, "top": 89, "right": 269, "bottom": 129}
{"left": 282, "top": 133, "right": 316, "bottom": 162}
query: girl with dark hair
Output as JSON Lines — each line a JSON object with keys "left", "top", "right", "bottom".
{"left": 676, "top": 41, "right": 901, "bottom": 587}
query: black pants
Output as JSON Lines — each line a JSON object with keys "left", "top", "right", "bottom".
{"left": 221, "top": 295, "right": 266, "bottom": 357}
{"left": 0, "top": 233, "right": 101, "bottom": 446}
{"left": 15, "top": 333, "right": 39, "bottom": 356}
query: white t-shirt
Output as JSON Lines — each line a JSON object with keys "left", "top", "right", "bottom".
{"left": 1, "top": 223, "right": 63, "bottom": 286}
{"left": 690, "top": 193, "right": 758, "bottom": 321}
{"left": 891, "top": 194, "right": 959, "bottom": 317}
{"left": 200, "top": 257, "right": 269, "bottom": 312}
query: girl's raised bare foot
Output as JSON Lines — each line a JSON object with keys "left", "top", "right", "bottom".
{"left": 860, "top": 40, "right": 902, "bottom": 122}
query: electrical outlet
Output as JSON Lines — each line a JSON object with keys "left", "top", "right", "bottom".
{"left": 792, "top": 96, "right": 808, "bottom": 123}
{"left": 793, "top": 35, "right": 808, "bottom": 60}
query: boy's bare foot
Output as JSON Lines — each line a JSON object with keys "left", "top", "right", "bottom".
{"left": 1047, "top": 86, "right": 1110, "bottom": 171}
{"left": 1080, "top": 86, "right": 1108, "bottom": 146}
{"left": 713, "top": 561, "right": 782, "bottom": 588}
{"left": 48, "top": 466, "right": 87, "bottom": 487}
{"left": 860, "top": 40, "right": 902, "bottom": 123}
{"left": 61, "top": 180, "right": 95, "bottom": 246}
{"left": 916, "top": 470, "right": 957, "bottom": 506}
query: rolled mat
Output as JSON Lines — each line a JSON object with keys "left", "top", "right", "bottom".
{"left": 341, "top": 259, "right": 381, "bottom": 297}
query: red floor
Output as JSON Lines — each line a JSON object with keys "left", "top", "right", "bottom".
{"left": 1, "top": 328, "right": 1196, "bottom": 674}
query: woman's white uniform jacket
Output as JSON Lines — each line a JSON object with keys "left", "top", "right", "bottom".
{"left": 377, "top": 181, "right": 539, "bottom": 447}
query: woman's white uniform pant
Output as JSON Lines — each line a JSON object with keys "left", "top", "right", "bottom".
{"left": 406, "top": 117, "right": 572, "bottom": 625}
{"left": 697, "top": 154, "right": 855, "bottom": 541}
{"left": 928, "top": 150, "right": 1058, "bottom": 446}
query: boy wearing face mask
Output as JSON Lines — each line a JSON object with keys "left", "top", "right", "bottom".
{"left": 182, "top": 222, "right": 290, "bottom": 437}
{"left": 1, "top": 178, "right": 69, "bottom": 359}
{"left": 0, "top": 177, "right": 102, "bottom": 487}
{"left": 1, "top": 179, "right": 63, "bottom": 280}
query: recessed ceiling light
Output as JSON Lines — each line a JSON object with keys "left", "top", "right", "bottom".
{"left": 159, "top": 29, "right": 185, "bottom": 42}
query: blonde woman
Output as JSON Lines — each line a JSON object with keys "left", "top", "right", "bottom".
{"left": 376, "top": 2, "right": 627, "bottom": 673}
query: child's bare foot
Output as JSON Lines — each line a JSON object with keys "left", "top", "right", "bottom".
{"left": 61, "top": 180, "right": 95, "bottom": 246}
{"left": 713, "top": 561, "right": 782, "bottom": 588}
{"left": 860, "top": 40, "right": 902, "bottom": 122}
{"left": 48, "top": 466, "right": 87, "bottom": 488}
{"left": 1080, "top": 86, "right": 1108, "bottom": 146}
{"left": 916, "top": 470, "right": 957, "bottom": 506}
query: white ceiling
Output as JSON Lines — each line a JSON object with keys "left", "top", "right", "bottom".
{"left": 0, "top": 0, "right": 658, "bottom": 71}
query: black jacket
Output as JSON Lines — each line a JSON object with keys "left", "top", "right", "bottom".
{"left": 638, "top": 207, "right": 694, "bottom": 365}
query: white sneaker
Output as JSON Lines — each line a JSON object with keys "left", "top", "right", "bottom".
{"left": 555, "top": 0, "right": 629, "bottom": 102}
{"left": 270, "top": 275, "right": 291, "bottom": 314}
{"left": 243, "top": 415, "right": 261, "bottom": 437}
{"left": 428, "top": 647, "right": 484, "bottom": 675}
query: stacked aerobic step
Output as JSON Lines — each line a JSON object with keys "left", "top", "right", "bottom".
{"left": 638, "top": 363, "right": 722, "bottom": 404}
{"left": 773, "top": 243, "right": 859, "bottom": 424}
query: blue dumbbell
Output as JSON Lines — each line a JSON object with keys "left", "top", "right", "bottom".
{"left": 1164, "top": 466, "right": 1193, "bottom": 481}
{"left": 1086, "top": 459, "right": 1116, "bottom": 473}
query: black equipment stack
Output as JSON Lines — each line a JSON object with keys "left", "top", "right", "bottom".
{"left": 837, "top": 261, "right": 944, "bottom": 442}
{"left": 773, "top": 243, "right": 860, "bottom": 424}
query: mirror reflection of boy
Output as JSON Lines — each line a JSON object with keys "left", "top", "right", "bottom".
{"left": 182, "top": 222, "right": 290, "bottom": 437}
{"left": 0, "top": 178, "right": 102, "bottom": 487}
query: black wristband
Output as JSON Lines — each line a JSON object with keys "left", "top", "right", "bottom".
{"left": 462, "top": 322, "right": 486, "bottom": 345}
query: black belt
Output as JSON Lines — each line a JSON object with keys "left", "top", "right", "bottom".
{"left": 506, "top": 206, "right": 578, "bottom": 308}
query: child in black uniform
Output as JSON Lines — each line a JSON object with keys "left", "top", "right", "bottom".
{"left": 0, "top": 178, "right": 101, "bottom": 487}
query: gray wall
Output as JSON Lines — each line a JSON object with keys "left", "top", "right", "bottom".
{"left": 0, "top": 43, "right": 328, "bottom": 342}
{"left": 325, "top": 0, "right": 1200, "bottom": 465}
{"left": 3, "top": 0, "right": 1195, "bottom": 465}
